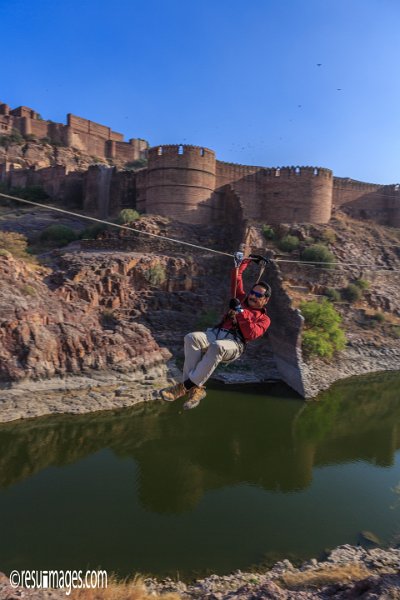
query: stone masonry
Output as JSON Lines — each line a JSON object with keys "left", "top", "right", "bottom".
{"left": 0, "top": 102, "right": 148, "bottom": 163}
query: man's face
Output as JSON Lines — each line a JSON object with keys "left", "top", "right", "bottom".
{"left": 247, "top": 285, "right": 269, "bottom": 308}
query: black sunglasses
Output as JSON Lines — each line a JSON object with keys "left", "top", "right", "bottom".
{"left": 249, "top": 289, "right": 265, "bottom": 298}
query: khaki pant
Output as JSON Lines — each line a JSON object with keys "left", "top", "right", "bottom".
{"left": 183, "top": 328, "right": 244, "bottom": 387}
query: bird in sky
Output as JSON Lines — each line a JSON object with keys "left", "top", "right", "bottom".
{"left": 317, "top": 63, "right": 322, "bottom": 66}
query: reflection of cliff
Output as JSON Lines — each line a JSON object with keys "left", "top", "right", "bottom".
{"left": 1, "top": 372, "right": 400, "bottom": 512}
{"left": 295, "top": 372, "right": 400, "bottom": 468}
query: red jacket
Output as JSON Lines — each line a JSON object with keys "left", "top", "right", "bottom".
{"left": 219, "top": 259, "right": 271, "bottom": 342}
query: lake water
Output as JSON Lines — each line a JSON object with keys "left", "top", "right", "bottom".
{"left": 1, "top": 371, "right": 400, "bottom": 579}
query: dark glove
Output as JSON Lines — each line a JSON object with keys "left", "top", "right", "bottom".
{"left": 229, "top": 298, "right": 243, "bottom": 313}
{"left": 249, "top": 254, "right": 270, "bottom": 265}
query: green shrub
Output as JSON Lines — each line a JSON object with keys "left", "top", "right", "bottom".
{"left": 1, "top": 184, "right": 50, "bottom": 204}
{"left": 124, "top": 158, "right": 148, "bottom": 170}
{"left": 301, "top": 244, "right": 335, "bottom": 268}
{"left": 321, "top": 228, "right": 336, "bottom": 244}
{"left": 0, "top": 129, "right": 23, "bottom": 146}
{"left": 21, "top": 284, "right": 36, "bottom": 296}
{"left": 0, "top": 231, "right": 38, "bottom": 264}
{"left": 79, "top": 223, "right": 110, "bottom": 239}
{"left": 391, "top": 326, "right": 400, "bottom": 339}
{"left": 39, "top": 224, "right": 77, "bottom": 246}
{"left": 354, "top": 278, "right": 370, "bottom": 290}
{"left": 9, "top": 129, "right": 23, "bottom": 143}
{"left": 0, "top": 231, "right": 30, "bottom": 259}
{"left": 342, "top": 284, "right": 362, "bottom": 303}
{"left": 278, "top": 235, "right": 299, "bottom": 252}
{"left": 374, "top": 311, "right": 385, "bottom": 323}
{"left": 144, "top": 264, "right": 166, "bottom": 286}
{"left": 262, "top": 224, "right": 275, "bottom": 240}
{"left": 14, "top": 185, "right": 50, "bottom": 203}
{"left": 117, "top": 209, "right": 141, "bottom": 224}
{"left": 364, "top": 318, "right": 377, "bottom": 329}
{"left": 324, "top": 287, "right": 341, "bottom": 302}
{"left": 300, "top": 298, "right": 346, "bottom": 359}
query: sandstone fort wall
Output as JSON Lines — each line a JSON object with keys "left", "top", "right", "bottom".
{"left": 145, "top": 145, "right": 217, "bottom": 224}
{"left": 333, "top": 177, "right": 400, "bottom": 226}
{"left": 1, "top": 102, "right": 399, "bottom": 227}
{"left": 142, "top": 145, "right": 334, "bottom": 225}
{"left": 0, "top": 102, "right": 148, "bottom": 164}
{"left": 140, "top": 145, "right": 399, "bottom": 226}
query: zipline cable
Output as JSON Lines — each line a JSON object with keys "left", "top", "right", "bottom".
{"left": 0, "top": 191, "right": 399, "bottom": 273}
{"left": 0, "top": 192, "right": 232, "bottom": 258}
{"left": 275, "top": 258, "right": 400, "bottom": 272}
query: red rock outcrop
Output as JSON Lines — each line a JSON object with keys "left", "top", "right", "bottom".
{"left": 0, "top": 252, "right": 170, "bottom": 383}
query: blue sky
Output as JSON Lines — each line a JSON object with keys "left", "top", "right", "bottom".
{"left": 1, "top": 0, "right": 399, "bottom": 183}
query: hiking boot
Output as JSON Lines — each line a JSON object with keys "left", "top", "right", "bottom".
{"left": 183, "top": 386, "right": 206, "bottom": 410}
{"left": 160, "top": 382, "right": 187, "bottom": 402}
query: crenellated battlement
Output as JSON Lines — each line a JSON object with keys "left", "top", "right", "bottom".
{"left": 148, "top": 144, "right": 215, "bottom": 157}
{"left": 217, "top": 161, "right": 332, "bottom": 178}
{"left": 148, "top": 145, "right": 216, "bottom": 171}
{"left": 333, "top": 176, "right": 382, "bottom": 191}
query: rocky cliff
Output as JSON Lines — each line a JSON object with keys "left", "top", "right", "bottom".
{"left": 0, "top": 216, "right": 241, "bottom": 420}
{"left": 0, "top": 251, "right": 170, "bottom": 385}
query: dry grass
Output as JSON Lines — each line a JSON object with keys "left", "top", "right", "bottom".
{"left": 280, "top": 564, "right": 372, "bottom": 590}
{"left": 70, "top": 575, "right": 181, "bottom": 600}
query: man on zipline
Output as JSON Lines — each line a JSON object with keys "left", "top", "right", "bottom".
{"left": 161, "top": 254, "right": 271, "bottom": 410}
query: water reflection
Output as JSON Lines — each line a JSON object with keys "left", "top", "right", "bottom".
{"left": 1, "top": 371, "right": 400, "bottom": 515}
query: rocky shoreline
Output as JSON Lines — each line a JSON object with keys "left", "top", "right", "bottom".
{"left": 1, "top": 354, "right": 400, "bottom": 423}
{"left": 145, "top": 545, "right": 400, "bottom": 599}
{"left": 300, "top": 342, "right": 400, "bottom": 399}
{"left": 0, "top": 545, "right": 399, "bottom": 599}
{"left": 0, "top": 363, "right": 173, "bottom": 423}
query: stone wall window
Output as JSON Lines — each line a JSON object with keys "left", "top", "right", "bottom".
{"left": 200, "top": 148, "right": 205, "bottom": 156}
{"left": 157, "top": 146, "right": 163, "bottom": 156}
{"left": 275, "top": 168, "right": 280, "bottom": 177}
{"left": 313, "top": 168, "right": 319, "bottom": 176}
{"left": 295, "top": 167, "right": 301, "bottom": 175}
{"left": 178, "top": 145, "right": 184, "bottom": 155}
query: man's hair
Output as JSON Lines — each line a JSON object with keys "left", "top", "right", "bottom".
{"left": 254, "top": 280, "right": 272, "bottom": 298}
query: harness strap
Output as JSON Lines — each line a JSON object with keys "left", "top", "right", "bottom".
{"left": 213, "top": 316, "right": 247, "bottom": 346}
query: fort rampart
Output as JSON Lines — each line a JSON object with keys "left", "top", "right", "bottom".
{"left": 0, "top": 113, "right": 399, "bottom": 227}
{"left": 145, "top": 145, "right": 217, "bottom": 223}
{"left": 135, "top": 144, "right": 399, "bottom": 227}
{"left": 140, "top": 145, "right": 335, "bottom": 225}
{"left": 333, "top": 177, "right": 400, "bottom": 226}
{"left": 0, "top": 102, "right": 148, "bottom": 164}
